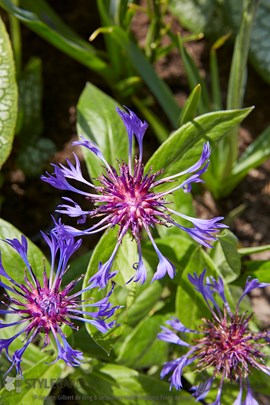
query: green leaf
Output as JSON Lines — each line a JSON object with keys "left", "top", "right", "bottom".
{"left": 133, "top": 97, "right": 169, "bottom": 143}
{"left": 226, "top": 0, "right": 257, "bottom": 111}
{"left": 72, "top": 325, "right": 112, "bottom": 361}
{"left": 156, "top": 190, "right": 195, "bottom": 239}
{"left": 175, "top": 248, "right": 214, "bottom": 329}
{"left": 81, "top": 231, "right": 122, "bottom": 354}
{"left": 0, "top": 0, "right": 112, "bottom": 81}
{"left": 249, "top": 0, "right": 270, "bottom": 83}
{"left": 179, "top": 84, "right": 201, "bottom": 125}
{"left": 169, "top": 0, "right": 227, "bottom": 36}
{"left": 62, "top": 250, "right": 92, "bottom": 293}
{"left": 116, "top": 314, "right": 168, "bottom": 369}
{"left": 0, "top": 16, "right": 17, "bottom": 169}
{"left": 177, "top": 35, "right": 209, "bottom": 114}
{"left": 0, "top": 218, "right": 48, "bottom": 283}
{"left": 77, "top": 82, "right": 128, "bottom": 178}
{"left": 145, "top": 108, "right": 252, "bottom": 186}
{"left": 210, "top": 34, "right": 230, "bottom": 111}
{"left": 0, "top": 355, "right": 63, "bottom": 405}
{"left": 0, "top": 313, "right": 54, "bottom": 369}
{"left": 115, "top": 250, "right": 164, "bottom": 327}
{"left": 225, "top": 0, "right": 244, "bottom": 29}
{"left": 17, "top": 57, "right": 42, "bottom": 141}
{"left": 210, "top": 230, "right": 241, "bottom": 282}
{"left": 16, "top": 137, "right": 56, "bottom": 177}
{"left": 82, "top": 228, "right": 116, "bottom": 284}
{"left": 224, "top": 124, "right": 270, "bottom": 194}
{"left": 72, "top": 363, "right": 197, "bottom": 404}
{"left": 175, "top": 243, "right": 235, "bottom": 329}
{"left": 81, "top": 227, "right": 165, "bottom": 352}
{"left": 103, "top": 0, "right": 134, "bottom": 29}
{"left": 96, "top": 0, "right": 128, "bottom": 79}
{"left": 207, "top": 0, "right": 257, "bottom": 191}
{"left": 81, "top": 227, "right": 138, "bottom": 354}
{"left": 143, "top": 234, "right": 197, "bottom": 280}
{"left": 107, "top": 26, "right": 180, "bottom": 128}
{"left": 113, "top": 234, "right": 138, "bottom": 286}
{"left": 170, "top": 0, "right": 270, "bottom": 84}
{"left": 120, "top": 275, "right": 163, "bottom": 327}
{"left": 113, "top": 76, "right": 142, "bottom": 98}
{"left": 249, "top": 368, "right": 270, "bottom": 397}
{"left": 238, "top": 244, "right": 270, "bottom": 256}
{"left": 83, "top": 228, "right": 137, "bottom": 289}
{"left": 203, "top": 381, "right": 240, "bottom": 405}
{"left": 237, "top": 260, "right": 270, "bottom": 284}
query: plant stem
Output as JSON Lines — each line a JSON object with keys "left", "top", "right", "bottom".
{"left": 225, "top": 0, "right": 258, "bottom": 165}
{"left": 9, "top": 0, "right": 22, "bottom": 75}
{"left": 227, "top": 0, "right": 258, "bottom": 110}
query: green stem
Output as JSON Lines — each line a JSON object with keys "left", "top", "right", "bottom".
{"left": 225, "top": 0, "right": 258, "bottom": 166}
{"left": 9, "top": 0, "right": 22, "bottom": 75}
{"left": 145, "top": 0, "right": 163, "bottom": 62}
{"left": 227, "top": 0, "right": 258, "bottom": 110}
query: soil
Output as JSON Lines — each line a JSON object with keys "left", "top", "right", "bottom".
{"left": 1, "top": 0, "right": 270, "bottom": 401}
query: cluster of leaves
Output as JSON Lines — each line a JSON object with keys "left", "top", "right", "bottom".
{"left": 0, "top": 1, "right": 55, "bottom": 180}
{"left": 171, "top": 0, "right": 270, "bottom": 198}
{"left": 1, "top": 0, "right": 270, "bottom": 196}
{"left": 170, "top": 0, "right": 270, "bottom": 84}
{"left": 0, "top": 1, "right": 270, "bottom": 404}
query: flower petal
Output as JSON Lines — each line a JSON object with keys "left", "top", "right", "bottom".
{"left": 238, "top": 277, "right": 270, "bottom": 306}
{"left": 116, "top": 106, "right": 148, "bottom": 162}
{"left": 243, "top": 385, "right": 259, "bottom": 405}
{"left": 157, "top": 326, "right": 190, "bottom": 347}
{"left": 192, "top": 377, "right": 214, "bottom": 401}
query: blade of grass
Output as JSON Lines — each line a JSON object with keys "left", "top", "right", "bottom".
{"left": 107, "top": 25, "right": 180, "bottom": 128}
{"left": 225, "top": 0, "right": 258, "bottom": 167}
{"left": 133, "top": 96, "right": 169, "bottom": 143}
{"left": 0, "top": 0, "right": 113, "bottom": 82}
{"left": 179, "top": 84, "right": 201, "bottom": 126}
{"left": 210, "top": 33, "right": 231, "bottom": 111}
{"left": 176, "top": 33, "right": 209, "bottom": 115}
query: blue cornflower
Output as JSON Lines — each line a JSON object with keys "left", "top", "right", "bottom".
{"left": 42, "top": 107, "right": 226, "bottom": 287}
{"left": 0, "top": 219, "right": 120, "bottom": 375}
{"left": 158, "top": 270, "right": 270, "bottom": 404}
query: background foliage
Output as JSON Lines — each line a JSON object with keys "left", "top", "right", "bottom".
{"left": 0, "top": 1, "right": 270, "bottom": 404}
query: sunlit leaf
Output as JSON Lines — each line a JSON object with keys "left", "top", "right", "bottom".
{"left": 0, "top": 16, "right": 17, "bottom": 169}
{"left": 71, "top": 363, "right": 197, "bottom": 404}
{"left": 0, "top": 218, "right": 48, "bottom": 283}
{"left": 146, "top": 108, "right": 252, "bottom": 188}
{"left": 77, "top": 83, "right": 128, "bottom": 178}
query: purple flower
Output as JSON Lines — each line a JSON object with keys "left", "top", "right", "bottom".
{"left": 0, "top": 222, "right": 120, "bottom": 375}
{"left": 41, "top": 107, "right": 227, "bottom": 287}
{"left": 158, "top": 271, "right": 270, "bottom": 404}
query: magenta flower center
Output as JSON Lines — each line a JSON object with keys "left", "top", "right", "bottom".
{"left": 112, "top": 186, "right": 153, "bottom": 223}
{"left": 96, "top": 161, "right": 166, "bottom": 240}
{"left": 194, "top": 311, "right": 265, "bottom": 380}
{"left": 26, "top": 288, "right": 68, "bottom": 329}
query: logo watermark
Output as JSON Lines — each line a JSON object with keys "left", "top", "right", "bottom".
{"left": 1, "top": 377, "right": 86, "bottom": 392}
{"left": 4, "top": 375, "right": 23, "bottom": 393}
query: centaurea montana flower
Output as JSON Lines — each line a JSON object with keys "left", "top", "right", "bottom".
{"left": 0, "top": 221, "right": 119, "bottom": 375}
{"left": 158, "top": 270, "right": 270, "bottom": 404}
{"left": 41, "top": 108, "right": 226, "bottom": 287}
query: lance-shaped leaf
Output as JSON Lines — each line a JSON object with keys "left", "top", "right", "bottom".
{"left": 0, "top": 0, "right": 112, "bottom": 81}
{"left": 71, "top": 363, "right": 197, "bottom": 404}
{"left": 145, "top": 108, "right": 252, "bottom": 189}
{"left": 0, "top": 218, "right": 48, "bottom": 283}
{"left": 77, "top": 83, "right": 128, "bottom": 179}
{"left": 0, "top": 16, "right": 17, "bottom": 169}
